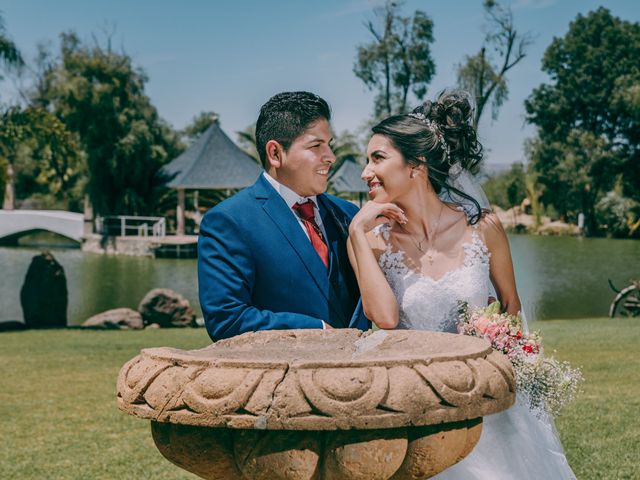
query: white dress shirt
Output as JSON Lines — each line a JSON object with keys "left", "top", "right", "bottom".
{"left": 262, "top": 172, "right": 328, "bottom": 241}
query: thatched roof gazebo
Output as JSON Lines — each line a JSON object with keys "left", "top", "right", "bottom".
{"left": 329, "top": 155, "right": 369, "bottom": 206}
{"left": 163, "top": 119, "right": 261, "bottom": 235}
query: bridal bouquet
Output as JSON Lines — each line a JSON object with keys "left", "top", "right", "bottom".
{"left": 457, "top": 302, "right": 582, "bottom": 417}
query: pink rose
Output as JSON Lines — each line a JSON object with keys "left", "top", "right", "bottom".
{"left": 474, "top": 316, "right": 490, "bottom": 335}
{"left": 485, "top": 323, "right": 499, "bottom": 341}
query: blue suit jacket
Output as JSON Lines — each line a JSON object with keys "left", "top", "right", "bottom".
{"left": 198, "top": 174, "right": 370, "bottom": 341}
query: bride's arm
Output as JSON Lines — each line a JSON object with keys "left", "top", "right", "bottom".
{"left": 481, "top": 213, "right": 522, "bottom": 316}
{"left": 348, "top": 201, "right": 406, "bottom": 329}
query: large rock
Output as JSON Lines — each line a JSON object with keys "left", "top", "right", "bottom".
{"left": 20, "top": 251, "right": 68, "bottom": 328}
{"left": 82, "top": 308, "right": 144, "bottom": 330}
{"left": 0, "top": 321, "right": 26, "bottom": 332}
{"left": 138, "top": 288, "right": 196, "bottom": 328}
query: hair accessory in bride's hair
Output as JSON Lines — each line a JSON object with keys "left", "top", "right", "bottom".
{"left": 407, "top": 112, "right": 451, "bottom": 160}
{"left": 407, "top": 112, "right": 428, "bottom": 122}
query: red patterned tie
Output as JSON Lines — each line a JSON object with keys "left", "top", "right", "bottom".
{"left": 293, "top": 200, "right": 329, "bottom": 268}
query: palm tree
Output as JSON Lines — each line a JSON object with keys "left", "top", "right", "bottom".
{"left": 236, "top": 123, "right": 260, "bottom": 165}
{"left": 525, "top": 169, "right": 542, "bottom": 230}
{"left": 0, "top": 14, "right": 24, "bottom": 81}
{"left": 330, "top": 131, "right": 362, "bottom": 175}
{"left": 0, "top": 14, "right": 23, "bottom": 209}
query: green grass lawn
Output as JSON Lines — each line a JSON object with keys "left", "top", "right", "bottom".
{"left": 537, "top": 318, "right": 640, "bottom": 480}
{"left": 1, "top": 318, "right": 638, "bottom": 479}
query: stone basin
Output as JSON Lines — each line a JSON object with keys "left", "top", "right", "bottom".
{"left": 117, "top": 329, "right": 515, "bottom": 479}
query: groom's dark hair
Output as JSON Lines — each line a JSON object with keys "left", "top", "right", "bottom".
{"left": 256, "top": 91, "right": 331, "bottom": 168}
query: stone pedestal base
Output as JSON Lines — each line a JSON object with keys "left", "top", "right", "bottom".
{"left": 152, "top": 419, "right": 482, "bottom": 480}
{"left": 118, "top": 330, "right": 515, "bottom": 479}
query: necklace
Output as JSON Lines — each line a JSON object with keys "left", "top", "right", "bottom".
{"left": 399, "top": 203, "right": 444, "bottom": 264}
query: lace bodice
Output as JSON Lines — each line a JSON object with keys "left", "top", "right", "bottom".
{"left": 375, "top": 223, "right": 491, "bottom": 333}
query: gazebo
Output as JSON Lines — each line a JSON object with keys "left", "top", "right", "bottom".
{"left": 164, "top": 119, "right": 262, "bottom": 235}
{"left": 329, "top": 155, "right": 369, "bottom": 206}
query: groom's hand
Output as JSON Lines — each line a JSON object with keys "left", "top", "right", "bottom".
{"left": 349, "top": 201, "right": 407, "bottom": 234}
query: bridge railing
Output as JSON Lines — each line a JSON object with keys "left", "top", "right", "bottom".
{"left": 95, "top": 216, "right": 166, "bottom": 238}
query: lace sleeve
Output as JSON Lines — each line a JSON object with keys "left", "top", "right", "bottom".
{"left": 369, "top": 223, "right": 392, "bottom": 259}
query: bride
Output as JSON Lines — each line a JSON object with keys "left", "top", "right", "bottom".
{"left": 347, "top": 90, "right": 576, "bottom": 479}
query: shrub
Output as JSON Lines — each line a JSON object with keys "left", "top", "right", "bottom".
{"left": 595, "top": 190, "right": 640, "bottom": 237}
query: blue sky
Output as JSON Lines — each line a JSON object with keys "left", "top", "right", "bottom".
{"left": 1, "top": 0, "right": 638, "bottom": 165}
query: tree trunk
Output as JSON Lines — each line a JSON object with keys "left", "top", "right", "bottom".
{"left": 83, "top": 194, "right": 94, "bottom": 236}
{"left": 3, "top": 163, "right": 15, "bottom": 210}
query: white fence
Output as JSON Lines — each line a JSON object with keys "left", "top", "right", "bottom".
{"left": 95, "top": 215, "right": 166, "bottom": 238}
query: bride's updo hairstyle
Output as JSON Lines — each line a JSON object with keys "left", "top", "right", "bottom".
{"left": 371, "top": 90, "right": 484, "bottom": 224}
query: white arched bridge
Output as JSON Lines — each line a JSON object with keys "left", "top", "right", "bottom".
{"left": 0, "top": 210, "right": 84, "bottom": 243}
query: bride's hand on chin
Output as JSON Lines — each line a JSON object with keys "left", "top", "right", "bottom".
{"left": 349, "top": 201, "right": 407, "bottom": 235}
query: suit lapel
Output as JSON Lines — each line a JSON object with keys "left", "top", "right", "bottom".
{"left": 318, "top": 195, "right": 349, "bottom": 242}
{"left": 254, "top": 176, "right": 330, "bottom": 301}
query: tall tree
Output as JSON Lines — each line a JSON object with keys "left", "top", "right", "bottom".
{"left": 525, "top": 8, "right": 640, "bottom": 231}
{"left": 354, "top": 0, "right": 435, "bottom": 118}
{"left": 0, "top": 13, "right": 23, "bottom": 86}
{"left": 35, "top": 32, "right": 182, "bottom": 216}
{"left": 1, "top": 107, "right": 82, "bottom": 210}
{"left": 0, "top": 19, "right": 84, "bottom": 210}
{"left": 482, "top": 162, "right": 526, "bottom": 210}
{"left": 457, "top": 0, "right": 532, "bottom": 131}
{"left": 0, "top": 13, "right": 22, "bottom": 203}
{"left": 526, "top": 131, "right": 614, "bottom": 225}
{"left": 182, "top": 111, "right": 218, "bottom": 145}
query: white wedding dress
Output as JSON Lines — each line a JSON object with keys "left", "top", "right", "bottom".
{"left": 374, "top": 223, "right": 576, "bottom": 480}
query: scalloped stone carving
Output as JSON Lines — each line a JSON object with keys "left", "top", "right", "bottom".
{"left": 117, "top": 329, "right": 515, "bottom": 479}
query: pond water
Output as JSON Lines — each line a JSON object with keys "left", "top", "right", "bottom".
{"left": 1, "top": 234, "right": 638, "bottom": 325}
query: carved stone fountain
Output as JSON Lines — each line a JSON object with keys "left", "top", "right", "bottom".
{"left": 117, "top": 329, "right": 515, "bottom": 479}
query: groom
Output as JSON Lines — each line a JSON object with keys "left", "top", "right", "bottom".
{"left": 198, "top": 91, "right": 369, "bottom": 341}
